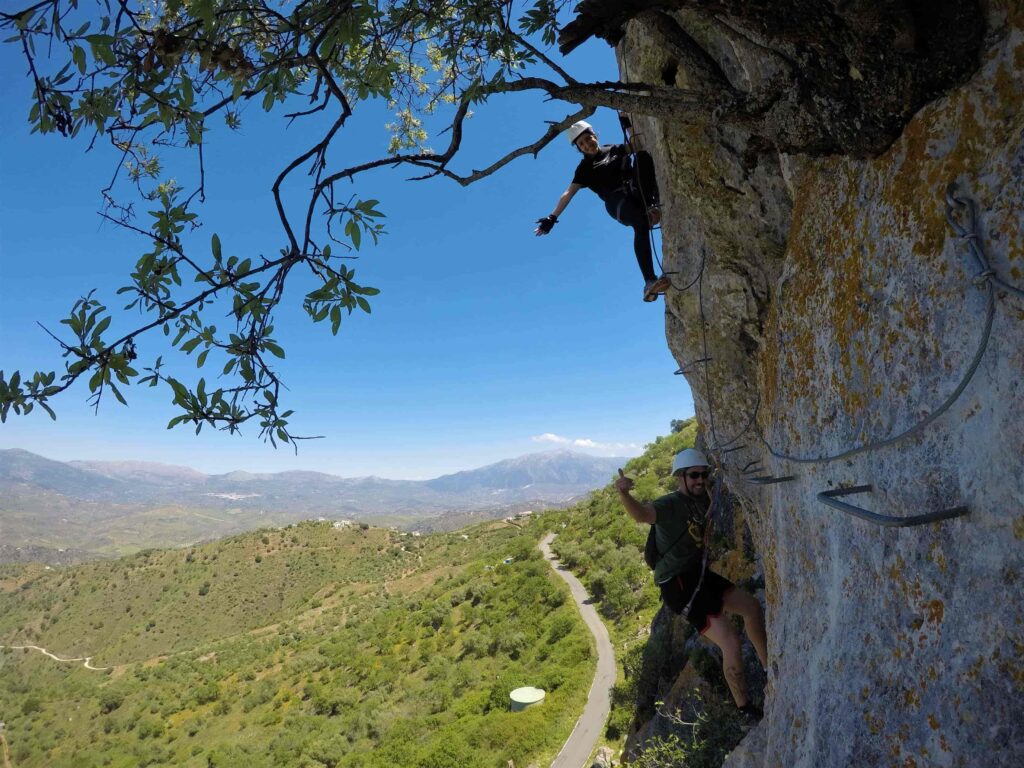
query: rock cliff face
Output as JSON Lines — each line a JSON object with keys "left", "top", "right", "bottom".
{"left": 609, "top": 2, "right": 1024, "bottom": 766}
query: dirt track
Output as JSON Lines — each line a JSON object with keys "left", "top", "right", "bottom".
{"left": 0, "top": 644, "right": 108, "bottom": 671}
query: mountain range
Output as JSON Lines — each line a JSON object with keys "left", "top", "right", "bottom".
{"left": 0, "top": 447, "right": 626, "bottom": 562}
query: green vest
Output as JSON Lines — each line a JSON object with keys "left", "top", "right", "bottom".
{"left": 651, "top": 491, "right": 708, "bottom": 584}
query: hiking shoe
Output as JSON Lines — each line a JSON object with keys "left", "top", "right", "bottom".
{"left": 738, "top": 703, "right": 763, "bottom": 729}
{"left": 643, "top": 275, "right": 670, "bottom": 301}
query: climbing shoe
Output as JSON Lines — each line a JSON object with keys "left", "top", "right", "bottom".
{"left": 647, "top": 205, "right": 661, "bottom": 227}
{"left": 738, "top": 703, "right": 763, "bottom": 729}
{"left": 643, "top": 276, "right": 670, "bottom": 302}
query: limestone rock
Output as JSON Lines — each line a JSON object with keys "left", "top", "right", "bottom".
{"left": 590, "top": 745, "right": 617, "bottom": 768}
{"left": 611, "top": 2, "right": 1024, "bottom": 766}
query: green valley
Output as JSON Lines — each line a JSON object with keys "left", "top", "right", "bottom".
{"left": 0, "top": 519, "right": 593, "bottom": 767}
{"left": 0, "top": 419, "right": 744, "bottom": 768}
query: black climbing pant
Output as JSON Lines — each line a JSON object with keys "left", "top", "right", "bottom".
{"left": 603, "top": 151, "right": 660, "bottom": 283}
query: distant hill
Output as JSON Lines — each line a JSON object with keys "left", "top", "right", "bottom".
{"left": 0, "top": 448, "right": 628, "bottom": 562}
{"left": 426, "top": 450, "right": 621, "bottom": 493}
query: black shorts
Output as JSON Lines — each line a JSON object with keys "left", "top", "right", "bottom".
{"left": 659, "top": 567, "right": 734, "bottom": 634}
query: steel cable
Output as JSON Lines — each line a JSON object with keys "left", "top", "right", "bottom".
{"left": 756, "top": 183, "right": 1005, "bottom": 464}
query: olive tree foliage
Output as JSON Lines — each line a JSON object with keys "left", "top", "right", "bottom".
{"left": 0, "top": 0, "right": 658, "bottom": 443}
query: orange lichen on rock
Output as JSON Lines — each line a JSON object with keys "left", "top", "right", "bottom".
{"left": 924, "top": 600, "right": 945, "bottom": 625}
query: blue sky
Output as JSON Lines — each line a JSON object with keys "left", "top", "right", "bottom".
{"left": 0, "top": 21, "right": 693, "bottom": 480}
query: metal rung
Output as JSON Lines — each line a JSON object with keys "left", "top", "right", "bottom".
{"left": 748, "top": 475, "right": 797, "bottom": 485}
{"left": 817, "top": 485, "right": 969, "bottom": 528}
{"left": 674, "top": 357, "right": 711, "bottom": 375}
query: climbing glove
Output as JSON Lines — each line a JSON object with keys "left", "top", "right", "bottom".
{"left": 536, "top": 214, "right": 558, "bottom": 234}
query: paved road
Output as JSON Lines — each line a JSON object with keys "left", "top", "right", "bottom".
{"left": 540, "top": 533, "right": 616, "bottom": 768}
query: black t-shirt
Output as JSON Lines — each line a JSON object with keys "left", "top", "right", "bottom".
{"left": 650, "top": 491, "right": 709, "bottom": 583}
{"left": 571, "top": 144, "right": 633, "bottom": 202}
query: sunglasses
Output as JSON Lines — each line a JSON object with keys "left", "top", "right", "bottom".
{"left": 685, "top": 471, "right": 710, "bottom": 480}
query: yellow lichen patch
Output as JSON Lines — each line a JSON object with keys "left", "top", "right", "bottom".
{"left": 963, "top": 655, "right": 986, "bottom": 681}
{"left": 1013, "top": 516, "right": 1024, "bottom": 540}
{"left": 903, "top": 687, "right": 922, "bottom": 708}
{"left": 864, "top": 711, "right": 885, "bottom": 735}
{"left": 928, "top": 713, "right": 940, "bottom": 730}
{"left": 927, "top": 543, "right": 949, "bottom": 573}
{"left": 923, "top": 599, "right": 945, "bottom": 625}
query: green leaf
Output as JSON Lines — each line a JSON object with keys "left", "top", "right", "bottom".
{"left": 72, "top": 45, "right": 86, "bottom": 74}
{"left": 181, "top": 76, "right": 194, "bottom": 108}
{"left": 109, "top": 381, "right": 127, "bottom": 405}
{"left": 211, "top": 233, "right": 221, "bottom": 259}
{"left": 93, "top": 315, "right": 111, "bottom": 338}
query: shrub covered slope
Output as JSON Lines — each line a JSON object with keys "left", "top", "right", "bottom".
{"left": 0, "top": 519, "right": 592, "bottom": 767}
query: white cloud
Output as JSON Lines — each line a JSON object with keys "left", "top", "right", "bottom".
{"left": 533, "top": 433, "right": 571, "bottom": 445}
{"left": 531, "top": 433, "right": 640, "bottom": 454}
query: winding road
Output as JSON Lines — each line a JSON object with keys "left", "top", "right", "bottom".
{"left": 0, "top": 644, "right": 108, "bottom": 671}
{"left": 540, "top": 533, "right": 616, "bottom": 768}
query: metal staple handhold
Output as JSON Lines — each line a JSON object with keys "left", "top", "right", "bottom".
{"left": 674, "top": 357, "right": 711, "bottom": 375}
{"left": 816, "top": 484, "right": 969, "bottom": 528}
{"left": 748, "top": 475, "right": 797, "bottom": 485}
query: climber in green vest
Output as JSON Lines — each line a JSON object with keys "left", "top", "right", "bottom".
{"left": 615, "top": 448, "right": 768, "bottom": 723}
{"left": 534, "top": 119, "right": 670, "bottom": 302}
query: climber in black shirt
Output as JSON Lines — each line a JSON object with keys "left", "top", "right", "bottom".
{"left": 534, "top": 120, "right": 670, "bottom": 302}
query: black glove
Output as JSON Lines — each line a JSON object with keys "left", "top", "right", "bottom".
{"left": 536, "top": 215, "right": 557, "bottom": 234}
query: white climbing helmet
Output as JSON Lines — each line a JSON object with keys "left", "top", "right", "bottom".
{"left": 567, "top": 120, "right": 594, "bottom": 146}
{"left": 671, "top": 448, "right": 709, "bottom": 475}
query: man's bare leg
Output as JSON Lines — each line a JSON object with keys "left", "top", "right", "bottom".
{"left": 702, "top": 614, "right": 749, "bottom": 707}
{"left": 722, "top": 587, "right": 768, "bottom": 668}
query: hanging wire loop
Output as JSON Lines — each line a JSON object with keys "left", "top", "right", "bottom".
{"left": 945, "top": 183, "right": 1024, "bottom": 300}
{"left": 817, "top": 485, "right": 969, "bottom": 528}
{"left": 757, "top": 183, "right": 1003, "bottom": 465}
